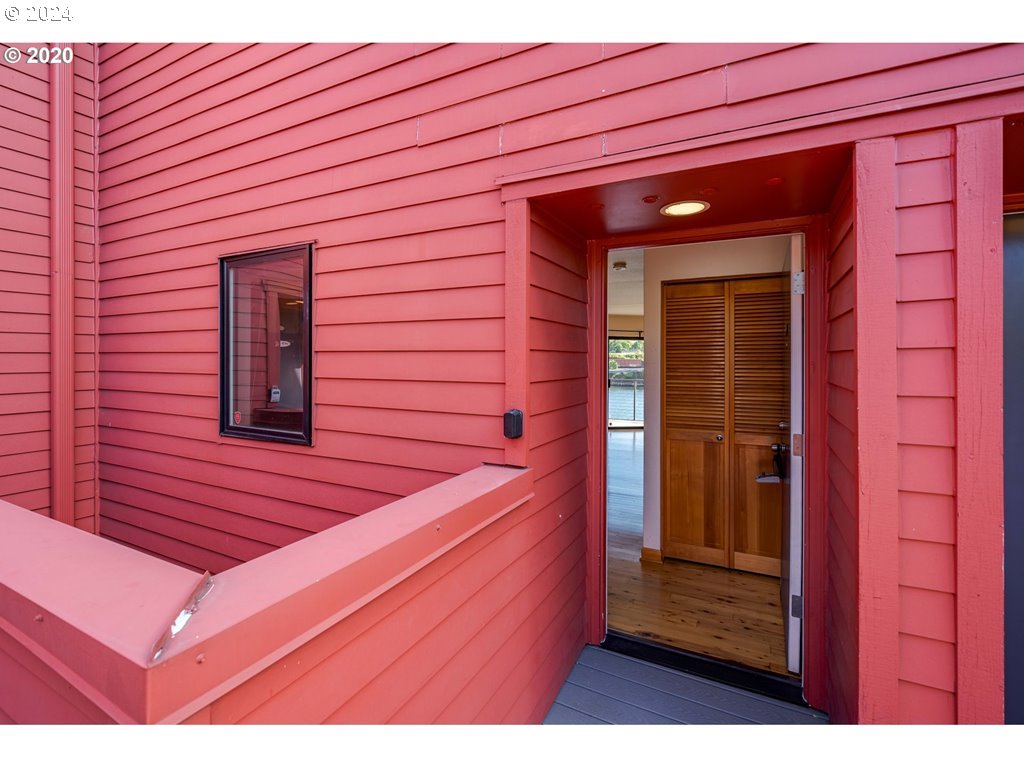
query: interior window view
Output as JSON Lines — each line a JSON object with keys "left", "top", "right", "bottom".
{"left": 220, "top": 244, "right": 312, "bottom": 444}
{"left": 605, "top": 236, "right": 803, "bottom": 692}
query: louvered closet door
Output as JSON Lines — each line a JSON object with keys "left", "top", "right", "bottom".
{"left": 731, "top": 277, "right": 789, "bottom": 577}
{"left": 662, "top": 276, "right": 789, "bottom": 575}
{"left": 662, "top": 281, "right": 728, "bottom": 566}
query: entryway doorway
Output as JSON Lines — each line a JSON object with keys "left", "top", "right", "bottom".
{"left": 604, "top": 233, "right": 805, "bottom": 688}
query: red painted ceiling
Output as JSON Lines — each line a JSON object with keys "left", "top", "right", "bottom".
{"left": 533, "top": 144, "right": 853, "bottom": 241}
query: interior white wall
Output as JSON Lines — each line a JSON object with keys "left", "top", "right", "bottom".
{"left": 641, "top": 234, "right": 795, "bottom": 552}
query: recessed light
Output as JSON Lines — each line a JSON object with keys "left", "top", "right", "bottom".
{"left": 612, "top": 261, "right": 627, "bottom": 271}
{"left": 659, "top": 200, "right": 710, "bottom": 217}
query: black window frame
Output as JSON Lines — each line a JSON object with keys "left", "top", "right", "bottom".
{"left": 218, "top": 243, "right": 313, "bottom": 446}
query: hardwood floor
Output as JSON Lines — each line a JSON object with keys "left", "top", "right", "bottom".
{"left": 607, "top": 429, "right": 792, "bottom": 676}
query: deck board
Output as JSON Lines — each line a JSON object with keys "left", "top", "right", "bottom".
{"left": 545, "top": 647, "right": 828, "bottom": 724}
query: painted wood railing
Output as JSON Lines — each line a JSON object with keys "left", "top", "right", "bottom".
{"left": 0, "top": 464, "right": 536, "bottom": 723}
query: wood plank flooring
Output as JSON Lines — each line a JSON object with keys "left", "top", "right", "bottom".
{"left": 607, "top": 429, "right": 792, "bottom": 676}
{"left": 545, "top": 647, "right": 826, "bottom": 724}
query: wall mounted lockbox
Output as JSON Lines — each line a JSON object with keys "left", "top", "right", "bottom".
{"left": 503, "top": 409, "right": 524, "bottom": 439}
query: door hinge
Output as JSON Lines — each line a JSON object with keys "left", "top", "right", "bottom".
{"left": 792, "top": 271, "right": 805, "bottom": 295}
{"left": 791, "top": 594, "right": 804, "bottom": 619}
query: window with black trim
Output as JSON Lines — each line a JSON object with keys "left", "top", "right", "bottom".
{"left": 220, "top": 244, "right": 312, "bottom": 445}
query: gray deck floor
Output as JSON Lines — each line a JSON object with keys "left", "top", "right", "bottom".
{"left": 545, "top": 646, "right": 829, "bottom": 724}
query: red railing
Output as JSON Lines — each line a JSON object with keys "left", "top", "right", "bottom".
{"left": 0, "top": 464, "right": 534, "bottom": 723}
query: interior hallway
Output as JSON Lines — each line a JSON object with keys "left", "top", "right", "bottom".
{"left": 606, "top": 429, "right": 792, "bottom": 676}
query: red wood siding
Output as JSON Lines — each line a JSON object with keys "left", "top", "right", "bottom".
{"left": 894, "top": 129, "right": 959, "bottom": 722}
{"left": 74, "top": 43, "right": 1017, "bottom": 722}
{"left": 820, "top": 126, "right": 1003, "bottom": 724}
{"left": 0, "top": 43, "right": 97, "bottom": 532}
{"left": 824, "top": 169, "right": 858, "bottom": 725}
{"left": 1, "top": 467, "right": 561, "bottom": 724}
{"left": 71, "top": 44, "right": 99, "bottom": 532}
{"left": 92, "top": 43, "right": 1023, "bottom": 572}
{"left": 952, "top": 120, "right": 1003, "bottom": 724}
{"left": 144, "top": 466, "right": 553, "bottom": 724}
{"left": 0, "top": 44, "right": 52, "bottom": 518}
{"left": 524, "top": 208, "right": 589, "bottom": 715}
{"left": 0, "top": 497, "right": 206, "bottom": 724}
{"left": 852, "top": 139, "right": 901, "bottom": 723}
{"left": 170, "top": 467, "right": 581, "bottom": 724}
{"left": 95, "top": 44, "right": 514, "bottom": 570}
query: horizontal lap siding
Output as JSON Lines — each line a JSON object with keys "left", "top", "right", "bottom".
{"left": 825, "top": 172, "right": 858, "bottom": 725}
{"left": 86, "top": 43, "right": 1022, "bottom": 720}
{"left": 0, "top": 627, "right": 114, "bottom": 724}
{"left": 93, "top": 43, "right": 1018, "bottom": 571}
{"left": 519, "top": 212, "right": 589, "bottom": 722}
{"left": 187, "top": 466, "right": 585, "bottom": 724}
{"left": 73, "top": 44, "right": 98, "bottom": 531}
{"left": 894, "top": 131, "right": 957, "bottom": 722}
{"left": 96, "top": 44, "right": 520, "bottom": 572}
{"left": 1, "top": 55, "right": 51, "bottom": 517}
{"left": 573, "top": 44, "right": 1011, "bottom": 159}
{"left": 1, "top": 44, "right": 98, "bottom": 530}
{"left": 183, "top": 214, "right": 589, "bottom": 724}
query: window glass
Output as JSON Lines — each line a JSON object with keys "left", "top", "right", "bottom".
{"left": 220, "top": 245, "right": 311, "bottom": 444}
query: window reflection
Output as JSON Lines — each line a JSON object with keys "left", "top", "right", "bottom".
{"left": 222, "top": 245, "right": 311, "bottom": 443}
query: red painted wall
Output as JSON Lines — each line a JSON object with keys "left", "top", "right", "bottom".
{"left": 893, "top": 129, "right": 960, "bottom": 722}
{"left": 824, "top": 169, "right": 858, "bottom": 724}
{"left": 1, "top": 467, "right": 555, "bottom": 724}
{"left": 0, "top": 42, "right": 1010, "bottom": 723}
{"left": 0, "top": 43, "right": 97, "bottom": 532}
{"left": 819, "top": 127, "right": 1004, "bottom": 723}
{"left": 169, "top": 468, "right": 580, "bottom": 724}
{"left": 94, "top": 43, "right": 1021, "bottom": 573}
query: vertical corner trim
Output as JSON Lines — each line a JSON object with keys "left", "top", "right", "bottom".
{"left": 49, "top": 49, "right": 76, "bottom": 527}
{"left": 852, "top": 137, "right": 900, "bottom": 722}
{"left": 503, "top": 198, "right": 531, "bottom": 468}
{"left": 954, "top": 118, "right": 1005, "bottom": 724}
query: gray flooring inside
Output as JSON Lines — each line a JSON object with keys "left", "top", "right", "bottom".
{"left": 545, "top": 646, "right": 829, "bottom": 725}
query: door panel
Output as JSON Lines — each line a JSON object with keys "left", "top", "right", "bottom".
{"left": 662, "top": 275, "right": 789, "bottom": 576}
{"left": 732, "top": 277, "right": 789, "bottom": 576}
{"left": 733, "top": 436, "right": 783, "bottom": 576}
{"left": 663, "top": 430, "right": 727, "bottom": 565}
{"left": 662, "top": 281, "right": 728, "bottom": 567}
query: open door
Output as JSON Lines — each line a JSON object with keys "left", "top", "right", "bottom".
{"left": 781, "top": 235, "right": 805, "bottom": 675}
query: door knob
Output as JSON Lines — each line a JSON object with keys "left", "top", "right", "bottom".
{"left": 778, "top": 421, "right": 789, "bottom": 430}
{"left": 715, "top": 434, "right": 723, "bottom": 441}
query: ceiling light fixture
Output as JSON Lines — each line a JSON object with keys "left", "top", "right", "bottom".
{"left": 659, "top": 200, "right": 710, "bottom": 217}
{"left": 612, "top": 261, "right": 627, "bottom": 271}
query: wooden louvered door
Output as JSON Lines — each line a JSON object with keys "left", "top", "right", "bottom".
{"left": 662, "top": 276, "right": 789, "bottom": 576}
{"left": 661, "top": 281, "right": 728, "bottom": 566}
{"left": 731, "top": 277, "right": 789, "bottom": 576}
